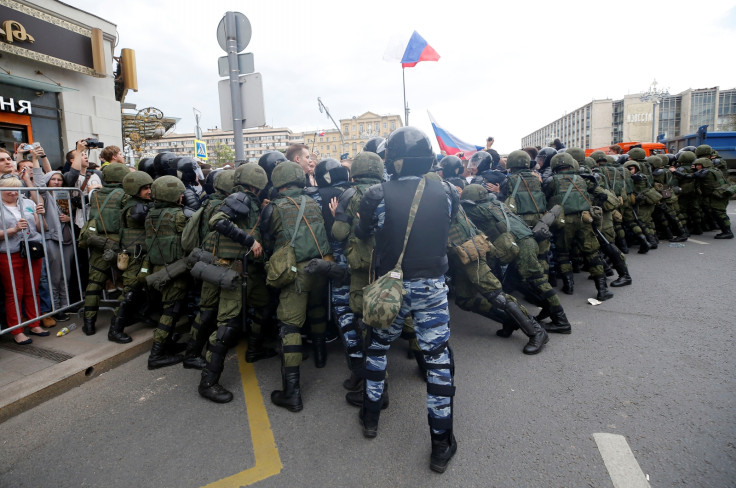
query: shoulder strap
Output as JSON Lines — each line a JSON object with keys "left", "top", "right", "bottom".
{"left": 560, "top": 175, "right": 577, "bottom": 207}
{"left": 396, "top": 177, "right": 426, "bottom": 266}
{"left": 510, "top": 175, "right": 523, "bottom": 200}
{"left": 290, "top": 195, "right": 306, "bottom": 248}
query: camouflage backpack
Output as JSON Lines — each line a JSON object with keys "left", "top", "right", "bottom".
{"left": 362, "top": 178, "right": 426, "bottom": 329}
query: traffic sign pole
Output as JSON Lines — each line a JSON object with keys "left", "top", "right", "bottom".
{"left": 225, "top": 12, "right": 245, "bottom": 165}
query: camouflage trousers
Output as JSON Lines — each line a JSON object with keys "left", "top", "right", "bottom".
{"left": 365, "top": 276, "right": 454, "bottom": 434}
{"left": 636, "top": 203, "right": 657, "bottom": 238}
{"left": 151, "top": 267, "right": 188, "bottom": 345}
{"left": 84, "top": 250, "right": 113, "bottom": 320}
{"left": 506, "top": 237, "right": 560, "bottom": 309}
{"left": 245, "top": 262, "right": 269, "bottom": 336}
{"left": 703, "top": 195, "right": 731, "bottom": 229}
{"left": 113, "top": 255, "right": 144, "bottom": 316}
{"left": 277, "top": 262, "right": 327, "bottom": 367}
{"left": 205, "top": 275, "right": 246, "bottom": 364}
{"left": 678, "top": 193, "right": 702, "bottom": 231}
{"left": 329, "top": 242, "right": 359, "bottom": 361}
{"left": 554, "top": 212, "right": 604, "bottom": 277}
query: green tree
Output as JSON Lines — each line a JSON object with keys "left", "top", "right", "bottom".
{"left": 210, "top": 142, "right": 235, "bottom": 168}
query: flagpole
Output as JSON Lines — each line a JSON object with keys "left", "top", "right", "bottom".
{"left": 402, "top": 67, "right": 409, "bottom": 126}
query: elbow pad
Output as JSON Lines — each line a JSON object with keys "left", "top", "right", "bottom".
{"left": 356, "top": 183, "right": 383, "bottom": 240}
{"left": 221, "top": 193, "right": 251, "bottom": 220}
{"left": 214, "top": 219, "right": 254, "bottom": 247}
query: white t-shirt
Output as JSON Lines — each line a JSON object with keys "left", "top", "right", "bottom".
{"left": 74, "top": 172, "right": 102, "bottom": 228}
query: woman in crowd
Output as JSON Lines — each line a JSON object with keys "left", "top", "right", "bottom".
{"left": 0, "top": 176, "right": 48, "bottom": 344}
{"left": 35, "top": 167, "right": 74, "bottom": 321}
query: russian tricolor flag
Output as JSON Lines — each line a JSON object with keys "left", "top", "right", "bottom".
{"left": 383, "top": 31, "right": 440, "bottom": 68}
{"left": 428, "top": 111, "right": 483, "bottom": 158}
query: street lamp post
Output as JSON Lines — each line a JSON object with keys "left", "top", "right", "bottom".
{"left": 640, "top": 80, "right": 670, "bottom": 142}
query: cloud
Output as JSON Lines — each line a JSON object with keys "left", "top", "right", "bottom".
{"left": 68, "top": 0, "right": 736, "bottom": 154}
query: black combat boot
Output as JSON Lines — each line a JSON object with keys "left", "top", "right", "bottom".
{"left": 616, "top": 236, "right": 629, "bottom": 254}
{"left": 359, "top": 392, "right": 383, "bottom": 439}
{"left": 271, "top": 366, "right": 303, "bottom": 412}
{"left": 660, "top": 226, "right": 674, "bottom": 240}
{"left": 646, "top": 233, "right": 658, "bottom": 249}
{"left": 666, "top": 214, "right": 689, "bottom": 242}
{"left": 183, "top": 310, "right": 217, "bottom": 370}
{"left": 514, "top": 315, "right": 548, "bottom": 355}
{"left": 543, "top": 305, "right": 571, "bottom": 334}
{"left": 714, "top": 218, "right": 734, "bottom": 239}
{"left": 430, "top": 430, "right": 458, "bottom": 473}
{"left": 343, "top": 356, "right": 363, "bottom": 391}
{"left": 689, "top": 221, "right": 703, "bottom": 235}
{"left": 82, "top": 316, "right": 96, "bottom": 336}
{"left": 502, "top": 298, "right": 548, "bottom": 355}
{"left": 245, "top": 334, "right": 278, "bottom": 363}
{"left": 147, "top": 341, "right": 183, "bottom": 370}
{"left": 561, "top": 272, "right": 574, "bottom": 295}
{"left": 602, "top": 259, "right": 615, "bottom": 277}
{"left": 198, "top": 368, "right": 233, "bottom": 403}
{"left": 610, "top": 263, "right": 632, "bottom": 287}
{"left": 636, "top": 234, "right": 650, "bottom": 254}
{"left": 594, "top": 276, "right": 614, "bottom": 301}
{"left": 312, "top": 334, "right": 327, "bottom": 368}
{"left": 346, "top": 380, "right": 389, "bottom": 409}
{"left": 182, "top": 336, "right": 208, "bottom": 370}
{"left": 107, "top": 316, "right": 132, "bottom": 344}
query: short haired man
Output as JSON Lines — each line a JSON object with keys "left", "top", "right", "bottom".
{"left": 0, "top": 149, "right": 16, "bottom": 175}
{"left": 286, "top": 143, "right": 316, "bottom": 186}
{"left": 100, "top": 145, "right": 125, "bottom": 168}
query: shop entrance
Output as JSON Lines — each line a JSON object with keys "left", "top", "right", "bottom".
{"left": 0, "top": 120, "right": 31, "bottom": 155}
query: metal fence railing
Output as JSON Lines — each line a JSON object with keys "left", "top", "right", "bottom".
{"left": 0, "top": 185, "right": 118, "bottom": 336}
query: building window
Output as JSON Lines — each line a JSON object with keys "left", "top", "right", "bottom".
{"left": 390, "top": 121, "right": 395, "bottom": 130}
{"left": 690, "top": 90, "right": 716, "bottom": 130}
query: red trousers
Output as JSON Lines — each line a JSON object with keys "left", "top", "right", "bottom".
{"left": 0, "top": 252, "right": 42, "bottom": 335}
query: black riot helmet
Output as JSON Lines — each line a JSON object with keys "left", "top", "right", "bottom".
{"left": 258, "top": 151, "right": 287, "bottom": 179}
{"left": 363, "top": 137, "right": 386, "bottom": 160}
{"left": 439, "top": 155, "right": 464, "bottom": 178}
{"left": 138, "top": 157, "right": 156, "bottom": 179}
{"left": 203, "top": 168, "right": 222, "bottom": 195}
{"left": 176, "top": 156, "right": 204, "bottom": 185}
{"left": 536, "top": 147, "right": 557, "bottom": 171}
{"left": 384, "top": 127, "right": 436, "bottom": 177}
{"left": 468, "top": 151, "right": 492, "bottom": 173}
{"left": 314, "top": 158, "right": 349, "bottom": 187}
{"left": 153, "top": 152, "right": 178, "bottom": 178}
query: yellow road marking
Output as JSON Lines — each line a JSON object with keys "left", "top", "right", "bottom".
{"left": 203, "top": 342, "right": 282, "bottom": 487}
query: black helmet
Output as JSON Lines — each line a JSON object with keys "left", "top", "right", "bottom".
{"left": 138, "top": 157, "right": 155, "bottom": 179}
{"left": 176, "top": 156, "right": 204, "bottom": 185}
{"left": 439, "top": 155, "right": 464, "bottom": 178}
{"left": 314, "top": 158, "right": 349, "bottom": 187}
{"left": 153, "top": 152, "right": 178, "bottom": 178}
{"left": 363, "top": 137, "right": 386, "bottom": 159}
{"left": 468, "top": 151, "right": 492, "bottom": 173}
{"left": 537, "top": 147, "right": 557, "bottom": 169}
{"left": 258, "top": 151, "right": 287, "bottom": 179}
{"left": 384, "top": 127, "right": 436, "bottom": 177}
{"left": 682, "top": 145, "right": 697, "bottom": 153}
{"left": 203, "top": 168, "right": 222, "bottom": 195}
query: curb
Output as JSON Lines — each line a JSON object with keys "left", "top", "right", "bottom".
{"left": 0, "top": 329, "right": 153, "bottom": 424}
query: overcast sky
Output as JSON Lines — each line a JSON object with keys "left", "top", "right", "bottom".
{"left": 69, "top": 0, "right": 736, "bottom": 155}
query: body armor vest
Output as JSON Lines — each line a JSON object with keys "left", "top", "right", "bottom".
{"left": 374, "top": 178, "right": 450, "bottom": 279}
{"left": 506, "top": 171, "right": 546, "bottom": 216}
{"left": 273, "top": 191, "right": 330, "bottom": 263}
{"left": 89, "top": 186, "right": 125, "bottom": 237}
{"left": 120, "top": 198, "right": 148, "bottom": 251}
{"left": 548, "top": 173, "right": 591, "bottom": 213}
{"left": 145, "top": 206, "right": 184, "bottom": 265}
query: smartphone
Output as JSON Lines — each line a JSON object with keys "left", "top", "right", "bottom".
{"left": 20, "top": 143, "right": 33, "bottom": 151}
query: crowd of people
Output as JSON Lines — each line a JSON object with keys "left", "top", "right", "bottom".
{"left": 1, "top": 129, "right": 733, "bottom": 473}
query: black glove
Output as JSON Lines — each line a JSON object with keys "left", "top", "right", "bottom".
{"left": 635, "top": 193, "right": 647, "bottom": 203}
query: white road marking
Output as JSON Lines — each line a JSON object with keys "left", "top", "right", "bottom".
{"left": 593, "top": 433, "right": 651, "bottom": 488}
{"left": 687, "top": 238, "right": 709, "bottom": 245}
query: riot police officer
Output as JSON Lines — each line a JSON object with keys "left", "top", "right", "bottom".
{"left": 355, "top": 127, "right": 457, "bottom": 473}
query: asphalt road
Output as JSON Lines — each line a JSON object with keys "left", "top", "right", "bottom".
{"left": 1, "top": 209, "right": 735, "bottom": 488}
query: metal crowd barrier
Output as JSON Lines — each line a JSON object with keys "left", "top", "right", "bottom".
{"left": 0, "top": 185, "right": 97, "bottom": 336}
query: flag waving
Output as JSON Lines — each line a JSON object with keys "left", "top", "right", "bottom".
{"left": 428, "top": 111, "right": 483, "bottom": 158}
{"left": 383, "top": 31, "right": 440, "bottom": 68}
